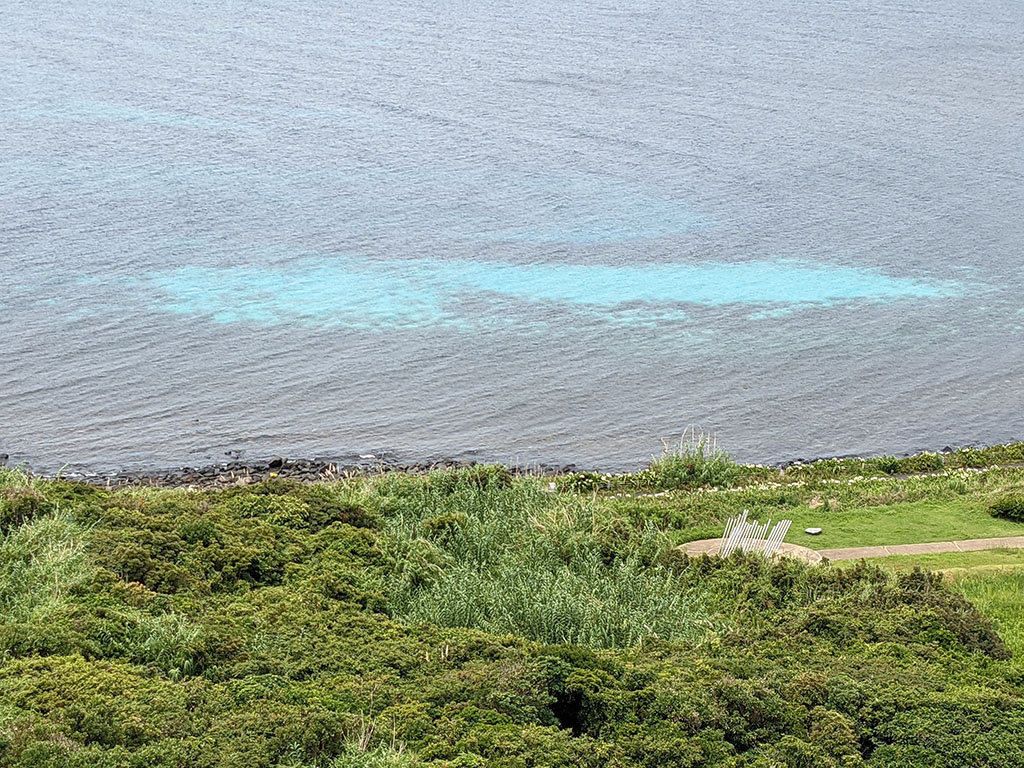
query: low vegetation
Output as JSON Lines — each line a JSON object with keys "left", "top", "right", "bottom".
{"left": 1, "top": 446, "right": 1023, "bottom": 767}
{"left": 989, "top": 494, "right": 1024, "bottom": 523}
{"left": 860, "top": 549, "right": 1024, "bottom": 660}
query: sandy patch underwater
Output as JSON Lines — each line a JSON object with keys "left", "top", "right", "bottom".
{"left": 142, "top": 257, "right": 957, "bottom": 330}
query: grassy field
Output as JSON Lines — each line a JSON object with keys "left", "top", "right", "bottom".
{"left": 865, "top": 548, "right": 1024, "bottom": 572}
{"left": 593, "top": 465, "right": 1024, "bottom": 549}
{"left": 783, "top": 497, "right": 1024, "bottom": 549}
{"left": 955, "top": 569, "right": 1024, "bottom": 663}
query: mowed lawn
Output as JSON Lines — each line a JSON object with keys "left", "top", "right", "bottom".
{"left": 784, "top": 498, "right": 1024, "bottom": 549}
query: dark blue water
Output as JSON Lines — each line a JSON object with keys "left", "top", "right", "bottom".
{"left": 2, "top": 0, "right": 1023, "bottom": 472}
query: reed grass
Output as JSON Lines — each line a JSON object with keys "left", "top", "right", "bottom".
{"left": 643, "top": 429, "right": 740, "bottom": 490}
{"left": 375, "top": 471, "right": 710, "bottom": 647}
{"left": 0, "top": 513, "right": 91, "bottom": 623}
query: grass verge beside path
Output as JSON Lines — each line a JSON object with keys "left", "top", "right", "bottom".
{"left": 861, "top": 548, "right": 1024, "bottom": 573}
{"left": 607, "top": 468, "right": 1024, "bottom": 550}
{"left": 783, "top": 499, "right": 1024, "bottom": 550}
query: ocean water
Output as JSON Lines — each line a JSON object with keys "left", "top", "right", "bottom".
{"left": 2, "top": 0, "right": 1023, "bottom": 472}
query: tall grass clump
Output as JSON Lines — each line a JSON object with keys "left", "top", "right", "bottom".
{"left": 329, "top": 744, "right": 423, "bottom": 768}
{"left": 0, "top": 467, "right": 52, "bottom": 531}
{"left": 123, "top": 612, "right": 208, "bottom": 680}
{"left": 637, "top": 430, "right": 740, "bottom": 491}
{"left": 375, "top": 469, "right": 710, "bottom": 648}
{"left": 0, "top": 513, "right": 92, "bottom": 623}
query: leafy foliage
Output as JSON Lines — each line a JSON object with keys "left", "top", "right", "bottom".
{"left": 0, "top": 467, "right": 1022, "bottom": 767}
{"left": 989, "top": 494, "right": 1024, "bottom": 522}
{"left": 641, "top": 432, "right": 741, "bottom": 490}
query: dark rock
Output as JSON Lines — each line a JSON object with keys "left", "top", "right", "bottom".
{"left": 268, "top": 457, "right": 284, "bottom": 469}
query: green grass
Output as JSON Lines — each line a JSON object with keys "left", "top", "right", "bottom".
{"left": 783, "top": 498, "right": 1024, "bottom": 550}
{"left": 953, "top": 569, "right": 1024, "bottom": 664}
{"left": 862, "top": 548, "right": 1024, "bottom": 573}
{"left": 376, "top": 473, "right": 710, "bottom": 648}
{"left": 0, "top": 513, "right": 92, "bottom": 623}
{"left": 595, "top": 464, "right": 1024, "bottom": 551}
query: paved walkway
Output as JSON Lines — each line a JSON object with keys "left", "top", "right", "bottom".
{"left": 818, "top": 536, "right": 1024, "bottom": 561}
{"left": 681, "top": 539, "right": 822, "bottom": 564}
{"left": 680, "top": 536, "right": 1024, "bottom": 564}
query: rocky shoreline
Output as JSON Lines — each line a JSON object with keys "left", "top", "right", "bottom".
{"left": 0, "top": 443, "right": 996, "bottom": 489}
{"left": 12, "top": 455, "right": 582, "bottom": 489}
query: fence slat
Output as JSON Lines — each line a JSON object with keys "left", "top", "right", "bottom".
{"left": 720, "top": 513, "right": 792, "bottom": 558}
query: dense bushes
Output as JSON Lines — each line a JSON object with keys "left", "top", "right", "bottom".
{"left": 0, "top": 485, "right": 49, "bottom": 532}
{"left": 0, "top": 469, "right": 1022, "bottom": 767}
{"left": 989, "top": 494, "right": 1024, "bottom": 522}
{"left": 874, "top": 452, "right": 945, "bottom": 475}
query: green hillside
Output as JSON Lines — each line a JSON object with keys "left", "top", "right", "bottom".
{"left": 2, "top": 451, "right": 1024, "bottom": 767}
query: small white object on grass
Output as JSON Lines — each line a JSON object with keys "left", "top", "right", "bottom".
{"left": 805, "top": 527, "right": 822, "bottom": 535}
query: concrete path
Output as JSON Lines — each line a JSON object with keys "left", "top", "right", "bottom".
{"left": 818, "top": 536, "right": 1024, "bottom": 561}
{"left": 681, "top": 539, "right": 822, "bottom": 564}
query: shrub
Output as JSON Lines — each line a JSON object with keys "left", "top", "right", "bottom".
{"left": 874, "top": 456, "right": 902, "bottom": 475}
{"left": 989, "top": 495, "right": 1024, "bottom": 523}
{"left": 301, "top": 485, "right": 379, "bottom": 530}
{"left": 225, "top": 492, "right": 311, "bottom": 526}
{"left": 554, "top": 472, "right": 608, "bottom": 493}
{"left": 875, "top": 453, "right": 945, "bottom": 475}
{"left": 0, "top": 486, "right": 50, "bottom": 532}
{"left": 896, "top": 452, "right": 945, "bottom": 474}
{"left": 951, "top": 446, "right": 991, "bottom": 468}
{"left": 639, "top": 432, "right": 739, "bottom": 490}
{"left": 177, "top": 519, "right": 222, "bottom": 546}
{"left": 91, "top": 530, "right": 192, "bottom": 593}
{"left": 429, "top": 465, "right": 513, "bottom": 495}
{"left": 421, "top": 513, "right": 467, "bottom": 543}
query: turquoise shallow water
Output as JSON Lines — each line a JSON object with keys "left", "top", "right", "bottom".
{"left": 145, "top": 258, "right": 956, "bottom": 330}
{"left": 1, "top": 0, "right": 1022, "bottom": 471}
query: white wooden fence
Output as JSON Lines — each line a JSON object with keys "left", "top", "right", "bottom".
{"left": 720, "top": 510, "right": 792, "bottom": 557}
